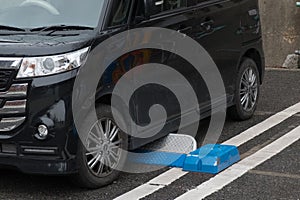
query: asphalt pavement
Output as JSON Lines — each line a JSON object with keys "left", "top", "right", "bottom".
{"left": 0, "top": 69, "right": 299, "bottom": 200}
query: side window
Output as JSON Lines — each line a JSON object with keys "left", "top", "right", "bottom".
{"left": 108, "top": 0, "right": 132, "bottom": 27}
{"left": 151, "top": 0, "right": 188, "bottom": 16}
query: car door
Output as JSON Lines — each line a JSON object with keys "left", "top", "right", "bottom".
{"left": 192, "top": 0, "right": 243, "bottom": 107}
{"left": 129, "top": 0, "right": 200, "bottom": 148}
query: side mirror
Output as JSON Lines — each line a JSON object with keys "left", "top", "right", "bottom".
{"left": 132, "top": 0, "right": 150, "bottom": 25}
{"left": 133, "top": 0, "right": 163, "bottom": 24}
{"left": 145, "top": 0, "right": 163, "bottom": 17}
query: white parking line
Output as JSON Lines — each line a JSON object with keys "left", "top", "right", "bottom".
{"left": 223, "top": 102, "right": 300, "bottom": 146}
{"left": 114, "top": 168, "right": 188, "bottom": 200}
{"left": 176, "top": 125, "right": 300, "bottom": 200}
{"left": 114, "top": 102, "right": 300, "bottom": 200}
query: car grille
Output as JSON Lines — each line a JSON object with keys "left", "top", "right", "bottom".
{"left": 0, "top": 58, "right": 27, "bottom": 132}
{"left": 0, "top": 70, "right": 16, "bottom": 90}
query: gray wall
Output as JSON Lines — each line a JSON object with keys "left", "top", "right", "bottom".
{"left": 259, "top": 0, "right": 300, "bottom": 67}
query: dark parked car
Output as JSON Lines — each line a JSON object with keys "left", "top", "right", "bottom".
{"left": 0, "top": 0, "right": 264, "bottom": 188}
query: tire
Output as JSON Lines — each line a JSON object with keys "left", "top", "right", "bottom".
{"left": 72, "top": 104, "right": 128, "bottom": 189}
{"left": 228, "top": 58, "right": 260, "bottom": 121}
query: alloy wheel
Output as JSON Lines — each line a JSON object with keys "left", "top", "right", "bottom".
{"left": 85, "top": 118, "right": 122, "bottom": 177}
{"left": 239, "top": 67, "right": 258, "bottom": 112}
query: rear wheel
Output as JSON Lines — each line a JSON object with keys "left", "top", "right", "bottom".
{"left": 228, "top": 58, "right": 260, "bottom": 121}
{"left": 72, "top": 104, "right": 128, "bottom": 189}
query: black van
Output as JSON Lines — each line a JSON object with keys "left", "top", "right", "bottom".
{"left": 0, "top": 0, "right": 264, "bottom": 188}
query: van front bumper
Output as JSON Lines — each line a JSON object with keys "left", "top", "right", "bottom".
{"left": 0, "top": 154, "right": 77, "bottom": 174}
{"left": 0, "top": 70, "right": 80, "bottom": 174}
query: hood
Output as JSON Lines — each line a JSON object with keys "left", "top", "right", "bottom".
{"left": 0, "top": 32, "right": 95, "bottom": 57}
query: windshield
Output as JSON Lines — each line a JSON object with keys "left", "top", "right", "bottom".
{"left": 0, "top": 0, "right": 106, "bottom": 29}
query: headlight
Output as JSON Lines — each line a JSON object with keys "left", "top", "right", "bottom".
{"left": 17, "top": 47, "right": 90, "bottom": 78}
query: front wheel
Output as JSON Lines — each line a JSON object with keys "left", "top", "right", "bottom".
{"left": 228, "top": 58, "right": 260, "bottom": 121}
{"left": 72, "top": 104, "right": 128, "bottom": 189}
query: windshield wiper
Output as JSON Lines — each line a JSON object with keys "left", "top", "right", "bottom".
{"left": 30, "top": 25, "right": 94, "bottom": 35}
{"left": 0, "top": 25, "right": 26, "bottom": 32}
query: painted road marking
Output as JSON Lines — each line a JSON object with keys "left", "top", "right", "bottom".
{"left": 175, "top": 125, "right": 300, "bottom": 200}
{"left": 114, "top": 102, "right": 300, "bottom": 200}
{"left": 114, "top": 168, "right": 187, "bottom": 200}
{"left": 223, "top": 102, "right": 300, "bottom": 146}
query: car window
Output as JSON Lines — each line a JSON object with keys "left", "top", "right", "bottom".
{"left": 108, "top": 0, "right": 132, "bottom": 27}
{"left": 0, "top": 0, "right": 105, "bottom": 29}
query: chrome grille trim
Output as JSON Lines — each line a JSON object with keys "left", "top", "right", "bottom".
{"left": 0, "top": 83, "right": 28, "bottom": 98}
{"left": 0, "top": 58, "right": 27, "bottom": 132}
{"left": 0, "top": 100, "right": 26, "bottom": 114}
{"left": 0, "top": 58, "right": 22, "bottom": 69}
{"left": 0, "top": 117, "right": 25, "bottom": 132}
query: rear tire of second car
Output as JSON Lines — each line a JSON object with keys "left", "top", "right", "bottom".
{"left": 228, "top": 58, "right": 260, "bottom": 121}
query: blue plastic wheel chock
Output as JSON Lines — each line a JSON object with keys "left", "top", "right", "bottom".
{"left": 129, "top": 134, "right": 240, "bottom": 174}
{"left": 182, "top": 144, "right": 240, "bottom": 174}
